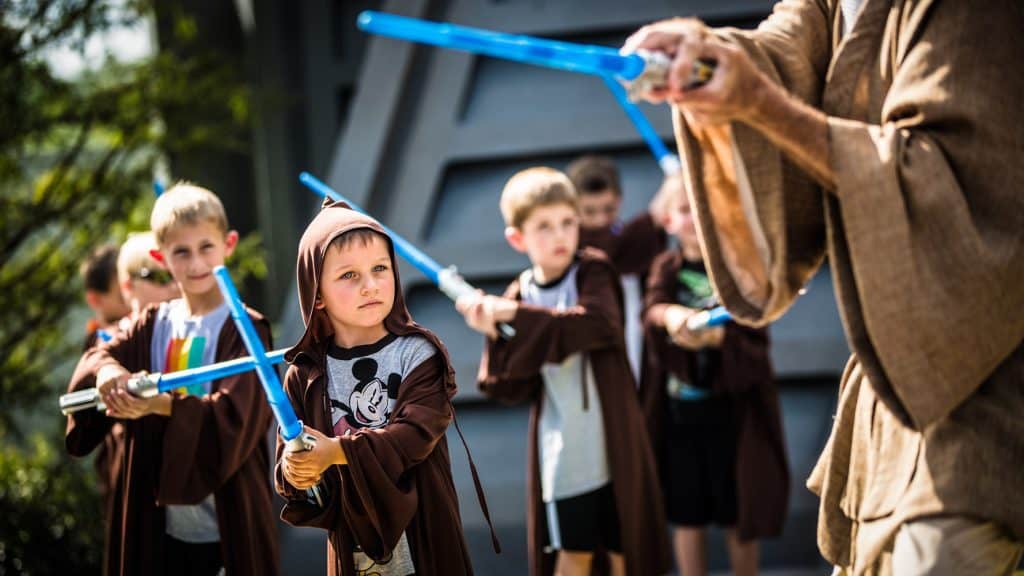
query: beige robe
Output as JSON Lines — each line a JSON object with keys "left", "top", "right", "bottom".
{"left": 672, "top": 0, "right": 1024, "bottom": 573}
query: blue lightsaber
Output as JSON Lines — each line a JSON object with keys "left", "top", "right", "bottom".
{"left": 213, "top": 266, "right": 325, "bottom": 506}
{"left": 153, "top": 181, "right": 165, "bottom": 196}
{"left": 601, "top": 75, "right": 681, "bottom": 176}
{"left": 59, "top": 348, "right": 288, "bottom": 415}
{"left": 357, "top": 11, "right": 677, "bottom": 100}
{"left": 686, "top": 306, "right": 732, "bottom": 331}
{"left": 300, "top": 171, "right": 517, "bottom": 339}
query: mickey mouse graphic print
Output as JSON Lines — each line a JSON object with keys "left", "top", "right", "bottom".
{"left": 325, "top": 332, "right": 437, "bottom": 437}
{"left": 325, "top": 332, "right": 437, "bottom": 576}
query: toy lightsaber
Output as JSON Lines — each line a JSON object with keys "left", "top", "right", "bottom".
{"left": 153, "top": 181, "right": 165, "bottom": 196}
{"left": 601, "top": 75, "right": 681, "bottom": 175}
{"left": 299, "top": 171, "right": 517, "bottom": 339}
{"left": 59, "top": 348, "right": 288, "bottom": 415}
{"left": 213, "top": 266, "right": 325, "bottom": 506}
{"left": 357, "top": 11, "right": 714, "bottom": 100}
{"left": 686, "top": 306, "right": 731, "bottom": 331}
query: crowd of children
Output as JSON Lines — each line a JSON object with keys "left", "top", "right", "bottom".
{"left": 66, "top": 147, "right": 788, "bottom": 576}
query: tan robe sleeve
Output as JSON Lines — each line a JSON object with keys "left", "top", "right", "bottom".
{"left": 680, "top": 0, "right": 1024, "bottom": 427}
{"left": 675, "top": 0, "right": 833, "bottom": 325}
{"left": 823, "top": 1, "right": 1024, "bottom": 427}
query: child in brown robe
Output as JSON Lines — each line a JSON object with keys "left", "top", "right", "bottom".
{"left": 567, "top": 154, "right": 669, "bottom": 381}
{"left": 65, "top": 183, "right": 279, "bottom": 575}
{"left": 641, "top": 186, "right": 788, "bottom": 576}
{"left": 457, "top": 167, "right": 671, "bottom": 576}
{"left": 276, "top": 200, "right": 489, "bottom": 576}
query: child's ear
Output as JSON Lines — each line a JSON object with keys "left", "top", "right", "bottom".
{"left": 504, "top": 227, "right": 527, "bottom": 253}
{"left": 223, "top": 230, "right": 239, "bottom": 258}
{"left": 84, "top": 290, "right": 101, "bottom": 311}
{"left": 313, "top": 294, "right": 325, "bottom": 310}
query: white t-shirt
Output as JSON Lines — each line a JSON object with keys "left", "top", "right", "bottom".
{"left": 150, "top": 299, "right": 229, "bottom": 543}
{"left": 520, "top": 264, "right": 610, "bottom": 502}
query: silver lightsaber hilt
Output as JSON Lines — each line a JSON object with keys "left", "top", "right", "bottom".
{"left": 686, "top": 310, "right": 717, "bottom": 332}
{"left": 59, "top": 373, "right": 162, "bottom": 416}
{"left": 438, "top": 266, "right": 516, "bottom": 339}
{"left": 285, "top": 431, "right": 327, "bottom": 507}
{"left": 627, "top": 51, "right": 717, "bottom": 102}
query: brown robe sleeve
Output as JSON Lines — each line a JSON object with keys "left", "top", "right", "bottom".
{"left": 156, "top": 314, "right": 274, "bottom": 505}
{"left": 335, "top": 354, "right": 451, "bottom": 559}
{"left": 678, "top": 0, "right": 1024, "bottom": 428}
{"left": 483, "top": 256, "right": 624, "bottom": 383}
{"left": 65, "top": 308, "right": 157, "bottom": 458}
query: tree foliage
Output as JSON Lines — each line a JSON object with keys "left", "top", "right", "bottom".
{"left": 0, "top": 2, "right": 264, "bottom": 573}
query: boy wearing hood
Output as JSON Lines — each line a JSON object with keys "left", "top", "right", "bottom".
{"left": 457, "top": 168, "right": 671, "bottom": 576}
{"left": 276, "top": 201, "right": 481, "bottom": 576}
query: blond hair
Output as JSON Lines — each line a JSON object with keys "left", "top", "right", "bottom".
{"left": 150, "top": 182, "right": 229, "bottom": 245}
{"left": 499, "top": 167, "right": 579, "bottom": 228}
{"left": 117, "top": 232, "right": 161, "bottom": 284}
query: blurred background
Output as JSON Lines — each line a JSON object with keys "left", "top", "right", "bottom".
{"left": 0, "top": 0, "right": 849, "bottom": 573}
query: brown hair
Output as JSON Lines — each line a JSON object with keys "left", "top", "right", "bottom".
{"left": 81, "top": 244, "right": 120, "bottom": 292}
{"left": 566, "top": 154, "right": 621, "bottom": 197}
{"left": 150, "top": 182, "right": 229, "bottom": 245}
{"left": 326, "top": 227, "right": 389, "bottom": 254}
{"left": 499, "top": 167, "right": 579, "bottom": 228}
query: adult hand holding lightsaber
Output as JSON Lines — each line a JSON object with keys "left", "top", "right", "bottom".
{"left": 213, "top": 266, "right": 325, "bottom": 507}
{"left": 299, "top": 171, "right": 516, "bottom": 339}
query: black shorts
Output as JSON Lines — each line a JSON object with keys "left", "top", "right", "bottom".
{"left": 544, "top": 483, "right": 622, "bottom": 552}
{"left": 663, "top": 395, "right": 739, "bottom": 527}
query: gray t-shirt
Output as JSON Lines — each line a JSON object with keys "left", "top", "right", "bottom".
{"left": 520, "top": 264, "right": 610, "bottom": 502}
{"left": 150, "top": 299, "right": 229, "bottom": 543}
{"left": 326, "top": 332, "right": 437, "bottom": 576}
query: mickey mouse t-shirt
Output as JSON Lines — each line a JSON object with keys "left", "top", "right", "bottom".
{"left": 325, "top": 332, "right": 437, "bottom": 576}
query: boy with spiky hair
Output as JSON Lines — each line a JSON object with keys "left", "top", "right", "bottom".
{"left": 65, "top": 183, "right": 278, "bottom": 575}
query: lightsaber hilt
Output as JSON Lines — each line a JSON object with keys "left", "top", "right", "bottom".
{"left": 299, "top": 172, "right": 516, "bottom": 339}
{"left": 60, "top": 372, "right": 161, "bottom": 416}
{"left": 686, "top": 306, "right": 731, "bottom": 331}
{"left": 284, "top": 432, "right": 326, "bottom": 507}
{"left": 437, "top": 266, "right": 516, "bottom": 339}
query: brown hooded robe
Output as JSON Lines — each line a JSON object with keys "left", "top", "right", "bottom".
{"left": 640, "top": 249, "right": 789, "bottom": 541}
{"left": 65, "top": 305, "right": 279, "bottom": 576}
{"left": 478, "top": 248, "right": 672, "bottom": 576}
{"left": 275, "top": 201, "right": 498, "bottom": 576}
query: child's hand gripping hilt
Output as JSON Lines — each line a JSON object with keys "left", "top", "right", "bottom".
{"left": 59, "top": 372, "right": 161, "bottom": 415}
{"left": 438, "top": 266, "right": 516, "bottom": 340}
{"left": 285, "top": 428, "right": 327, "bottom": 507}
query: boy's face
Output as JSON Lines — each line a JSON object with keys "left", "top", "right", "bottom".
{"left": 664, "top": 191, "right": 699, "bottom": 249}
{"left": 506, "top": 203, "right": 579, "bottom": 277}
{"left": 577, "top": 188, "right": 621, "bottom": 229}
{"left": 85, "top": 278, "right": 130, "bottom": 324}
{"left": 158, "top": 221, "right": 238, "bottom": 297}
{"left": 316, "top": 234, "right": 395, "bottom": 335}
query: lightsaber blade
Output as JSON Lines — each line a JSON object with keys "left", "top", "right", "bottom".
{"left": 601, "top": 75, "right": 681, "bottom": 176}
{"left": 299, "top": 171, "right": 516, "bottom": 339}
{"left": 356, "top": 10, "right": 674, "bottom": 100}
{"left": 213, "top": 266, "right": 324, "bottom": 506}
{"left": 59, "top": 348, "right": 288, "bottom": 415}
